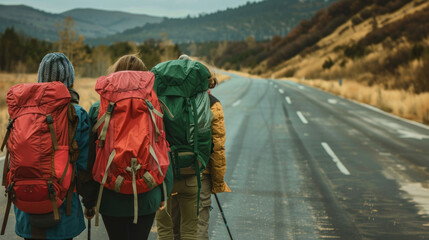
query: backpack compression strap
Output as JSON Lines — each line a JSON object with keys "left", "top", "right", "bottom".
{"left": 126, "top": 158, "right": 142, "bottom": 224}
{"left": 1, "top": 150, "right": 9, "bottom": 187}
{"left": 0, "top": 119, "right": 14, "bottom": 152}
{"left": 190, "top": 98, "right": 203, "bottom": 215}
{"left": 46, "top": 115, "right": 61, "bottom": 221}
{"left": 92, "top": 102, "right": 115, "bottom": 148}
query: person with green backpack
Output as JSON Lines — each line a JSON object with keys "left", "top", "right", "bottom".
{"left": 152, "top": 58, "right": 214, "bottom": 240}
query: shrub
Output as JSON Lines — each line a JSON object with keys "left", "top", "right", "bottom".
{"left": 344, "top": 44, "right": 368, "bottom": 59}
{"left": 322, "top": 57, "right": 334, "bottom": 69}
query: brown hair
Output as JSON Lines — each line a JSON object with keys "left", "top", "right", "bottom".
{"left": 107, "top": 54, "right": 147, "bottom": 74}
{"left": 199, "top": 61, "right": 218, "bottom": 89}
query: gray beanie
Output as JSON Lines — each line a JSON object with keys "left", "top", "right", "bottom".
{"left": 37, "top": 52, "right": 75, "bottom": 88}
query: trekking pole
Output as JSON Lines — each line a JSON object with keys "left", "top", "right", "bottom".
{"left": 214, "top": 193, "right": 233, "bottom": 240}
{"left": 87, "top": 208, "right": 94, "bottom": 240}
{"left": 87, "top": 218, "right": 91, "bottom": 240}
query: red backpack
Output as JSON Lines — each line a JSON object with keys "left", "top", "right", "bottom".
{"left": 1, "top": 82, "right": 78, "bottom": 234}
{"left": 92, "top": 71, "right": 170, "bottom": 225}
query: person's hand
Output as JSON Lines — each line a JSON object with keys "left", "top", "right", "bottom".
{"left": 85, "top": 207, "right": 96, "bottom": 219}
{"left": 158, "top": 201, "right": 165, "bottom": 211}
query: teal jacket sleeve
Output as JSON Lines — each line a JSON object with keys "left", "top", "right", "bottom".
{"left": 73, "top": 104, "right": 89, "bottom": 171}
{"left": 76, "top": 102, "right": 100, "bottom": 209}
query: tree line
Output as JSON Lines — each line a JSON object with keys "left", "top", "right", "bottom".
{"left": 0, "top": 17, "right": 181, "bottom": 77}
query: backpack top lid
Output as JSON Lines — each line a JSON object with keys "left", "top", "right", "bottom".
{"left": 7, "top": 81, "right": 71, "bottom": 118}
{"left": 151, "top": 59, "right": 210, "bottom": 98}
{"left": 95, "top": 71, "right": 155, "bottom": 102}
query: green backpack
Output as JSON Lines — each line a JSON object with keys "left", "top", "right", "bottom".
{"left": 151, "top": 59, "right": 213, "bottom": 181}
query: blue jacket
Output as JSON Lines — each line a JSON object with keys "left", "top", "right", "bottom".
{"left": 14, "top": 104, "right": 89, "bottom": 239}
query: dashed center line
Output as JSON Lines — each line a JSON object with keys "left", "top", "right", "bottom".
{"left": 321, "top": 142, "right": 351, "bottom": 175}
{"left": 232, "top": 100, "right": 241, "bottom": 107}
{"left": 296, "top": 111, "right": 308, "bottom": 124}
{"left": 274, "top": 85, "right": 278, "bottom": 88}
{"left": 328, "top": 99, "right": 338, "bottom": 104}
{"left": 278, "top": 89, "right": 284, "bottom": 94}
{"left": 286, "top": 97, "right": 292, "bottom": 104}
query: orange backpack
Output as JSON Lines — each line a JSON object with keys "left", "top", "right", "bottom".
{"left": 92, "top": 71, "right": 170, "bottom": 225}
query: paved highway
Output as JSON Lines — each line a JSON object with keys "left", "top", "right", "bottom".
{"left": 207, "top": 75, "right": 429, "bottom": 239}
{"left": 1, "top": 74, "right": 429, "bottom": 239}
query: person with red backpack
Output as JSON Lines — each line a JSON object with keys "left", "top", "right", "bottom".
{"left": 1, "top": 52, "right": 90, "bottom": 240}
{"left": 83, "top": 54, "right": 173, "bottom": 240}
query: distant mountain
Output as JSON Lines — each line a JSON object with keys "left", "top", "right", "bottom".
{"left": 89, "top": 0, "right": 336, "bottom": 45}
{"left": 60, "top": 8, "right": 162, "bottom": 34}
{"left": 0, "top": 4, "right": 163, "bottom": 41}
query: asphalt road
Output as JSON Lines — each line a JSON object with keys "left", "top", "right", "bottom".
{"left": 1, "top": 74, "right": 429, "bottom": 239}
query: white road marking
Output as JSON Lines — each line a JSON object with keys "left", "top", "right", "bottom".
{"left": 269, "top": 82, "right": 273, "bottom": 85}
{"left": 286, "top": 97, "right": 292, "bottom": 104}
{"left": 296, "top": 111, "right": 308, "bottom": 124}
{"left": 328, "top": 99, "right": 338, "bottom": 104}
{"left": 353, "top": 100, "right": 429, "bottom": 131}
{"left": 397, "top": 130, "right": 429, "bottom": 140}
{"left": 274, "top": 85, "right": 278, "bottom": 88}
{"left": 298, "top": 85, "right": 305, "bottom": 90}
{"left": 361, "top": 116, "right": 429, "bottom": 140}
{"left": 232, "top": 100, "right": 241, "bottom": 107}
{"left": 321, "top": 142, "right": 351, "bottom": 175}
{"left": 278, "top": 89, "right": 284, "bottom": 94}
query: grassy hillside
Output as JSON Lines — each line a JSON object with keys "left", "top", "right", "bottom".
{"left": 89, "top": 0, "right": 336, "bottom": 45}
{"left": 270, "top": 0, "right": 429, "bottom": 124}
{"left": 268, "top": 0, "right": 429, "bottom": 91}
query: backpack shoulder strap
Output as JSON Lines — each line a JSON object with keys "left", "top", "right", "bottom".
{"left": 65, "top": 103, "right": 79, "bottom": 216}
{"left": 92, "top": 102, "right": 115, "bottom": 148}
{"left": 0, "top": 191, "right": 12, "bottom": 235}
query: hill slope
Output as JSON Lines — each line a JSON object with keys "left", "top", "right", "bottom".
{"left": 60, "top": 8, "right": 162, "bottom": 34}
{"left": 89, "top": 0, "right": 336, "bottom": 45}
{"left": 0, "top": 5, "right": 162, "bottom": 41}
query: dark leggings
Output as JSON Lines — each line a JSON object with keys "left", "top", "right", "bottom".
{"left": 101, "top": 213, "right": 156, "bottom": 240}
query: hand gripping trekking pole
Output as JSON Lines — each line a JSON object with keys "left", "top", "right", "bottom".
{"left": 214, "top": 193, "right": 233, "bottom": 240}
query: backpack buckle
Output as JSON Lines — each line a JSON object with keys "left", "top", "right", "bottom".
{"left": 47, "top": 181, "right": 55, "bottom": 195}
{"left": 6, "top": 182, "right": 14, "bottom": 194}
{"left": 107, "top": 102, "right": 115, "bottom": 113}
{"left": 6, "top": 119, "right": 15, "bottom": 130}
{"left": 145, "top": 100, "right": 154, "bottom": 110}
{"left": 46, "top": 115, "right": 54, "bottom": 124}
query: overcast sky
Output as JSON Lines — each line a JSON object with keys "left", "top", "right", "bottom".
{"left": 0, "top": 0, "right": 263, "bottom": 17}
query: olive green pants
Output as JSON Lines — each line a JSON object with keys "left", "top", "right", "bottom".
{"left": 197, "top": 174, "right": 212, "bottom": 239}
{"left": 156, "top": 175, "right": 198, "bottom": 240}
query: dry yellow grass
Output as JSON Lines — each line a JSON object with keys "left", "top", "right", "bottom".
{"left": 215, "top": 72, "right": 231, "bottom": 83}
{"left": 286, "top": 77, "right": 429, "bottom": 124}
